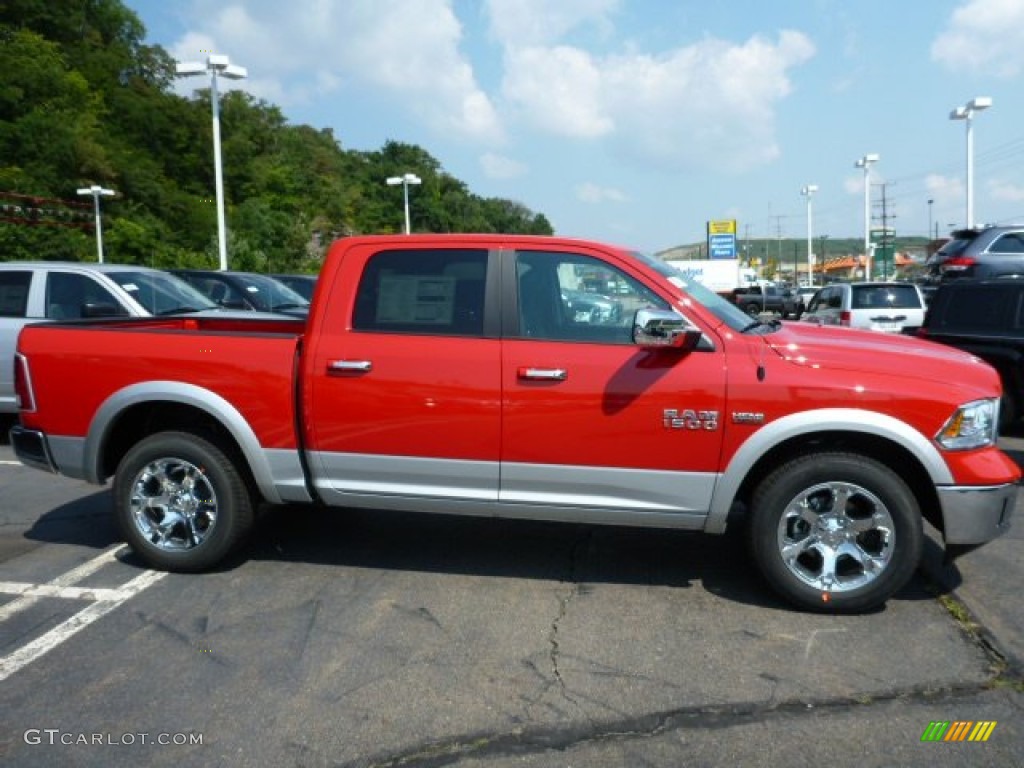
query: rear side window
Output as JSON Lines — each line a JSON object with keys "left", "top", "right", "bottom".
{"left": 851, "top": 285, "right": 921, "bottom": 310}
{"left": 934, "top": 285, "right": 1017, "bottom": 331}
{"left": 989, "top": 233, "right": 1024, "bottom": 254}
{"left": 0, "top": 271, "right": 31, "bottom": 317}
{"left": 353, "top": 249, "right": 489, "bottom": 336}
{"left": 45, "top": 272, "right": 124, "bottom": 319}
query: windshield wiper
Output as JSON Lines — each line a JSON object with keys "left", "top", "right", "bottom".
{"left": 272, "top": 303, "right": 309, "bottom": 311}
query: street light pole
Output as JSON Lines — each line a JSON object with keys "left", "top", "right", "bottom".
{"left": 800, "top": 184, "right": 818, "bottom": 287}
{"left": 928, "top": 198, "right": 934, "bottom": 241}
{"left": 76, "top": 185, "right": 115, "bottom": 263}
{"left": 950, "top": 97, "right": 992, "bottom": 229}
{"left": 386, "top": 173, "right": 422, "bottom": 234}
{"left": 855, "top": 154, "right": 879, "bottom": 279}
{"left": 175, "top": 55, "right": 248, "bottom": 270}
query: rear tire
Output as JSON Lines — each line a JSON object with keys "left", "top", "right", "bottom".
{"left": 113, "top": 431, "right": 255, "bottom": 571}
{"left": 748, "top": 452, "right": 922, "bottom": 613}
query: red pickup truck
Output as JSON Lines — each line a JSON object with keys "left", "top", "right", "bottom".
{"left": 10, "top": 234, "right": 1018, "bottom": 612}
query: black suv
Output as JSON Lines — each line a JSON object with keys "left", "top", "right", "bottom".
{"left": 917, "top": 280, "right": 1024, "bottom": 427}
{"left": 927, "top": 226, "right": 1024, "bottom": 281}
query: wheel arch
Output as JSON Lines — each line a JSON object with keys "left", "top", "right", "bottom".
{"left": 707, "top": 410, "right": 948, "bottom": 535}
{"left": 84, "top": 382, "right": 282, "bottom": 504}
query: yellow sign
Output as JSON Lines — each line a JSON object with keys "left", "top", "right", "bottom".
{"left": 707, "top": 220, "right": 737, "bottom": 235}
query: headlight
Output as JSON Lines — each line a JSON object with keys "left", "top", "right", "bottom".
{"left": 936, "top": 399, "right": 998, "bottom": 450}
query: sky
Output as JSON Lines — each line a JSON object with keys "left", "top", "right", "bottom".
{"left": 125, "top": 0, "right": 1024, "bottom": 253}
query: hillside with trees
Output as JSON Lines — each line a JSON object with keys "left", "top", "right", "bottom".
{"left": 0, "top": 0, "right": 553, "bottom": 272}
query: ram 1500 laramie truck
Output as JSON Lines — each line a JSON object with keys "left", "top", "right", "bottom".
{"left": 10, "top": 235, "right": 1019, "bottom": 612}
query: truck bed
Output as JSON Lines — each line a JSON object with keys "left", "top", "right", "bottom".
{"left": 17, "top": 314, "right": 306, "bottom": 449}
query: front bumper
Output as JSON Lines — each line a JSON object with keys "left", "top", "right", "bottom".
{"left": 937, "top": 482, "right": 1016, "bottom": 545}
{"left": 9, "top": 426, "right": 57, "bottom": 474}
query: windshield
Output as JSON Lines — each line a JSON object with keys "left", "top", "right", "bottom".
{"left": 108, "top": 271, "right": 218, "bottom": 315}
{"left": 233, "top": 274, "right": 310, "bottom": 312}
{"left": 274, "top": 275, "right": 316, "bottom": 301}
{"left": 231, "top": 274, "right": 307, "bottom": 313}
{"left": 631, "top": 251, "right": 764, "bottom": 332}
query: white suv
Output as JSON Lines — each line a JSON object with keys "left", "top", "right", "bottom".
{"left": 0, "top": 262, "right": 216, "bottom": 413}
{"left": 800, "top": 282, "right": 926, "bottom": 333}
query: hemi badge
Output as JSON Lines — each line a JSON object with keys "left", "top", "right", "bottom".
{"left": 732, "top": 412, "right": 765, "bottom": 424}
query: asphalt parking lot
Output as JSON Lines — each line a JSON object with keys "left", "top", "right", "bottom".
{"left": 0, "top": 424, "right": 1021, "bottom": 767}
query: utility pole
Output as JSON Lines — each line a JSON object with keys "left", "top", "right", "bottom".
{"left": 774, "top": 215, "right": 785, "bottom": 280}
{"left": 873, "top": 183, "right": 896, "bottom": 280}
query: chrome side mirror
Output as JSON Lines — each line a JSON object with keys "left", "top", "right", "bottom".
{"left": 633, "top": 308, "right": 702, "bottom": 350}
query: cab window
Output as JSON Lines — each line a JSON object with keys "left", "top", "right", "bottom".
{"left": 515, "top": 251, "right": 667, "bottom": 343}
{"left": 353, "top": 249, "right": 489, "bottom": 336}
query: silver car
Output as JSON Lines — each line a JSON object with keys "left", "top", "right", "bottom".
{"left": 0, "top": 262, "right": 216, "bottom": 413}
{"left": 800, "top": 282, "right": 926, "bottom": 333}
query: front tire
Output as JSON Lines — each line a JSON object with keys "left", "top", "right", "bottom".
{"left": 113, "top": 431, "right": 255, "bottom": 572}
{"left": 748, "top": 452, "right": 922, "bottom": 613}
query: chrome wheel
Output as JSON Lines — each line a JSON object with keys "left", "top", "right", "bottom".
{"left": 776, "top": 481, "right": 895, "bottom": 593}
{"left": 129, "top": 457, "right": 218, "bottom": 551}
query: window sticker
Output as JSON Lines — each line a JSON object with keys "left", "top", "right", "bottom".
{"left": 376, "top": 275, "right": 455, "bottom": 325}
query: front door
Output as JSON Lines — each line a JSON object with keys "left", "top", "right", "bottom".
{"left": 500, "top": 246, "right": 728, "bottom": 517}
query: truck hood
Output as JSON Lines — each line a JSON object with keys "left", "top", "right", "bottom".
{"left": 763, "top": 321, "right": 998, "bottom": 394}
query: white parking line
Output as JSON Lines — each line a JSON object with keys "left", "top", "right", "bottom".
{"left": 0, "top": 545, "right": 125, "bottom": 622}
{"left": 0, "top": 546, "right": 166, "bottom": 682}
{"left": 0, "top": 460, "right": 22, "bottom": 466}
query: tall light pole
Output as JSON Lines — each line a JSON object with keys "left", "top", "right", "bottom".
{"left": 386, "top": 173, "right": 422, "bottom": 234}
{"left": 800, "top": 184, "right": 818, "bottom": 287}
{"left": 855, "top": 153, "right": 879, "bottom": 279}
{"left": 950, "top": 96, "right": 992, "bottom": 229}
{"left": 76, "top": 185, "right": 115, "bottom": 263}
{"left": 176, "top": 55, "right": 248, "bottom": 271}
{"left": 928, "top": 198, "right": 934, "bottom": 241}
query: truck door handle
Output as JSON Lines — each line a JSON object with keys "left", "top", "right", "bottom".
{"left": 518, "top": 367, "right": 568, "bottom": 381}
{"left": 327, "top": 359, "right": 372, "bottom": 374}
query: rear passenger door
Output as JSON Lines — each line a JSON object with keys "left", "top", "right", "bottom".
{"left": 307, "top": 244, "right": 502, "bottom": 503}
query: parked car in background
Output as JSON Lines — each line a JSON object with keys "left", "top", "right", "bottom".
{"left": 271, "top": 273, "right": 318, "bottom": 302}
{"left": 795, "top": 286, "right": 819, "bottom": 315}
{"left": 170, "top": 269, "right": 310, "bottom": 317}
{"left": 730, "top": 284, "right": 801, "bottom": 318}
{"left": 926, "top": 226, "right": 1024, "bottom": 281}
{"left": 801, "top": 282, "right": 926, "bottom": 333}
{"left": 916, "top": 279, "right": 1024, "bottom": 428}
{"left": 560, "top": 289, "right": 622, "bottom": 324}
{"left": 0, "top": 262, "right": 216, "bottom": 413}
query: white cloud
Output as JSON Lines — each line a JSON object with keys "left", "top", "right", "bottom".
{"left": 170, "top": 0, "right": 502, "bottom": 142}
{"left": 576, "top": 182, "right": 626, "bottom": 203}
{"left": 486, "top": 0, "right": 618, "bottom": 46}
{"left": 502, "top": 46, "right": 613, "bottom": 138}
{"left": 988, "top": 179, "right": 1024, "bottom": 203}
{"left": 480, "top": 152, "right": 527, "bottom": 179}
{"left": 499, "top": 30, "right": 815, "bottom": 172}
{"left": 932, "top": 0, "right": 1024, "bottom": 77}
